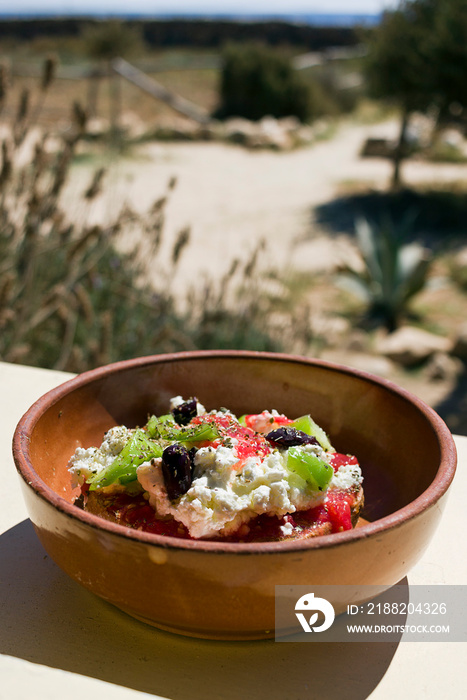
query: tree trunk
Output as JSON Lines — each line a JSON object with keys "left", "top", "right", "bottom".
{"left": 392, "top": 107, "right": 410, "bottom": 189}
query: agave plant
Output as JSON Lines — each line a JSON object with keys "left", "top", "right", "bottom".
{"left": 339, "top": 216, "right": 432, "bottom": 332}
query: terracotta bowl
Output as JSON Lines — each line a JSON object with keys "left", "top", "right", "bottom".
{"left": 13, "top": 351, "right": 456, "bottom": 640}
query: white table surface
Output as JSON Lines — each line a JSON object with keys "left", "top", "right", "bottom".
{"left": 1, "top": 360, "right": 466, "bottom": 700}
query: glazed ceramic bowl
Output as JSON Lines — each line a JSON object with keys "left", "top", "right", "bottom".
{"left": 13, "top": 351, "right": 456, "bottom": 640}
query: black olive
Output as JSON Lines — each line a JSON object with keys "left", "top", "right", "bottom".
{"left": 265, "top": 426, "right": 319, "bottom": 448}
{"left": 188, "top": 446, "right": 197, "bottom": 475}
{"left": 171, "top": 397, "right": 198, "bottom": 426}
{"left": 161, "top": 444, "right": 192, "bottom": 500}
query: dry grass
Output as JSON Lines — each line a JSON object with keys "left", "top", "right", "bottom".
{"left": 0, "top": 56, "right": 313, "bottom": 372}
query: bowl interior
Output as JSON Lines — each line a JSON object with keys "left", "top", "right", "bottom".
{"left": 22, "top": 353, "right": 447, "bottom": 526}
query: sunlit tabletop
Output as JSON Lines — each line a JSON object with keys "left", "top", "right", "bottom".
{"left": 1, "top": 360, "right": 466, "bottom": 700}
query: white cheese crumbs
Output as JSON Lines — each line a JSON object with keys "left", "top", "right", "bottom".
{"left": 169, "top": 395, "right": 183, "bottom": 409}
{"left": 330, "top": 463, "right": 363, "bottom": 491}
{"left": 280, "top": 521, "right": 294, "bottom": 537}
{"left": 68, "top": 425, "right": 132, "bottom": 488}
{"left": 136, "top": 444, "right": 331, "bottom": 539}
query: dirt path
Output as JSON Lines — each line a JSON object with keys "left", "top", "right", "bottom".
{"left": 68, "top": 117, "right": 467, "bottom": 293}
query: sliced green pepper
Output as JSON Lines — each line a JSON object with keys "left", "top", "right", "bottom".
{"left": 146, "top": 413, "right": 175, "bottom": 438}
{"left": 88, "top": 429, "right": 163, "bottom": 490}
{"left": 287, "top": 447, "right": 333, "bottom": 491}
{"left": 146, "top": 414, "right": 219, "bottom": 445}
{"left": 158, "top": 423, "right": 219, "bottom": 445}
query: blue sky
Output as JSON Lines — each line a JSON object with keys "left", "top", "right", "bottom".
{"left": 3, "top": 1, "right": 399, "bottom": 16}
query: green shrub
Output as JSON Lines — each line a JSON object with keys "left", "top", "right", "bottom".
{"left": 214, "top": 43, "right": 312, "bottom": 122}
{"left": 82, "top": 20, "right": 145, "bottom": 61}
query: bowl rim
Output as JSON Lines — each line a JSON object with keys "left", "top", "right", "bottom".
{"left": 12, "top": 350, "right": 457, "bottom": 555}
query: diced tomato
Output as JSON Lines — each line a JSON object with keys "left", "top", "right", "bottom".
{"left": 327, "top": 452, "right": 359, "bottom": 473}
{"left": 122, "top": 504, "right": 155, "bottom": 525}
{"left": 273, "top": 415, "right": 293, "bottom": 426}
{"left": 192, "top": 412, "right": 270, "bottom": 461}
{"left": 324, "top": 490, "right": 353, "bottom": 532}
{"left": 144, "top": 518, "right": 192, "bottom": 538}
{"left": 243, "top": 414, "right": 259, "bottom": 430}
{"left": 114, "top": 495, "right": 193, "bottom": 537}
{"left": 243, "top": 412, "right": 292, "bottom": 431}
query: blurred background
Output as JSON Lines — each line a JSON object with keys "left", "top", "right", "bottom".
{"left": 1, "top": 0, "right": 467, "bottom": 435}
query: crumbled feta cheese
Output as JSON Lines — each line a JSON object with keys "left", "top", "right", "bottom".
{"left": 169, "top": 395, "right": 184, "bottom": 409}
{"left": 136, "top": 443, "right": 327, "bottom": 539}
{"left": 136, "top": 458, "right": 165, "bottom": 494}
{"left": 68, "top": 425, "right": 132, "bottom": 487}
{"left": 331, "top": 463, "right": 363, "bottom": 491}
{"left": 301, "top": 441, "right": 329, "bottom": 461}
{"left": 280, "top": 521, "right": 294, "bottom": 537}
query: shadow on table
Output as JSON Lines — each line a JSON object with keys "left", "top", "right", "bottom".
{"left": 0, "top": 520, "right": 403, "bottom": 700}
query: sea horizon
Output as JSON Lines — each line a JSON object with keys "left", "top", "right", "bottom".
{"left": 0, "top": 11, "right": 381, "bottom": 27}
